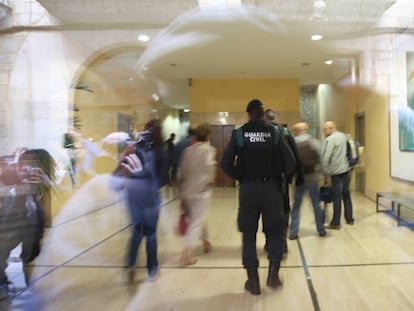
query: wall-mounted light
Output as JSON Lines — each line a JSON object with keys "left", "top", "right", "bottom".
{"left": 217, "top": 112, "right": 228, "bottom": 117}
{"left": 325, "top": 60, "right": 333, "bottom": 65}
{"left": 217, "top": 111, "right": 229, "bottom": 124}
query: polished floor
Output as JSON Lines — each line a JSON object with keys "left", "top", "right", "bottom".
{"left": 3, "top": 174, "right": 414, "bottom": 311}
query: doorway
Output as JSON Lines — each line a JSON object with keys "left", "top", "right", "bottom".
{"left": 355, "top": 112, "right": 365, "bottom": 193}
{"left": 117, "top": 113, "right": 134, "bottom": 134}
{"left": 210, "top": 125, "right": 235, "bottom": 187}
{"left": 117, "top": 113, "right": 134, "bottom": 154}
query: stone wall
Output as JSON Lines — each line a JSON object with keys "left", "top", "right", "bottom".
{"left": 299, "top": 84, "right": 318, "bottom": 138}
{"left": 0, "top": 0, "right": 51, "bottom": 155}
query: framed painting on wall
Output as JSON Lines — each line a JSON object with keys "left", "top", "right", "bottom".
{"left": 399, "top": 52, "right": 414, "bottom": 151}
{"left": 390, "top": 50, "right": 414, "bottom": 182}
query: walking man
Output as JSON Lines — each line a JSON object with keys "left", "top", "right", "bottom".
{"left": 289, "top": 122, "right": 326, "bottom": 239}
{"left": 221, "top": 99, "right": 295, "bottom": 295}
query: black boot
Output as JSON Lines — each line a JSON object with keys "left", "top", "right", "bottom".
{"left": 266, "top": 260, "right": 282, "bottom": 288}
{"left": 244, "top": 268, "right": 261, "bottom": 295}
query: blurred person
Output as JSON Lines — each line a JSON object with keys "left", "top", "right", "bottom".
{"left": 321, "top": 121, "right": 354, "bottom": 229}
{"left": 264, "top": 109, "right": 303, "bottom": 254}
{"left": 78, "top": 141, "right": 95, "bottom": 180}
{"left": 63, "top": 131, "right": 82, "bottom": 186}
{"left": 95, "top": 139, "right": 121, "bottom": 175}
{"left": 164, "top": 133, "right": 176, "bottom": 185}
{"left": 76, "top": 136, "right": 103, "bottom": 183}
{"left": 0, "top": 148, "right": 56, "bottom": 300}
{"left": 111, "top": 119, "right": 168, "bottom": 284}
{"left": 177, "top": 123, "right": 216, "bottom": 266}
{"left": 288, "top": 122, "right": 326, "bottom": 239}
{"left": 170, "top": 125, "right": 197, "bottom": 184}
{"left": 221, "top": 99, "right": 295, "bottom": 295}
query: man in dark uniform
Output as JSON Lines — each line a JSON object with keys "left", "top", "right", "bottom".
{"left": 264, "top": 109, "right": 304, "bottom": 254}
{"left": 220, "top": 99, "right": 295, "bottom": 295}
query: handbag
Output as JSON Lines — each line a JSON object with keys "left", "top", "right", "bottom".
{"left": 319, "top": 185, "right": 334, "bottom": 203}
{"left": 178, "top": 213, "right": 188, "bottom": 236}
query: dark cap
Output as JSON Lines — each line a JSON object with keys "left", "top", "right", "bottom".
{"left": 246, "top": 99, "right": 264, "bottom": 113}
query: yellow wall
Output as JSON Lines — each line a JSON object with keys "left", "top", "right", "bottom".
{"left": 190, "top": 79, "right": 299, "bottom": 112}
{"left": 355, "top": 87, "right": 414, "bottom": 200}
{"left": 189, "top": 78, "right": 300, "bottom": 127}
{"left": 317, "top": 84, "right": 355, "bottom": 135}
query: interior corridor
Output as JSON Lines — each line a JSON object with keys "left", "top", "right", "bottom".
{"left": 3, "top": 174, "right": 414, "bottom": 311}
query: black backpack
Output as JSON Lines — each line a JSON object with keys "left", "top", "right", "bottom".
{"left": 296, "top": 140, "right": 319, "bottom": 174}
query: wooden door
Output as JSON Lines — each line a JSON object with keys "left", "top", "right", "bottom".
{"left": 210, "top": 125, "right": 235, "bottom": 187}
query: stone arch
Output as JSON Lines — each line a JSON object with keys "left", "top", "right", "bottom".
{"left": 6, "top": 30, "right": 155, "bottom": 162}
{"left": 69, "top": 43, "right": 156, "bottom": 141}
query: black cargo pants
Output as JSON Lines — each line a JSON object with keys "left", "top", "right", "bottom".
{"left": 238, "top": 180, "right": 285, "bottom": 269}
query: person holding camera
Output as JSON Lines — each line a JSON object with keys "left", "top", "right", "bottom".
{"left": 0, "top": 148, "right": 56, "bottom": 300}
{"left": 111, "top": 119, "right": 169, "bottom": 285}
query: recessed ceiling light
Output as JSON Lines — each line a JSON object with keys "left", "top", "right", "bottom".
{"left": 138, "top": 34, "right": 150, "bottom": 42}
{"left": 311, "top": 34, "right": 323, "bottom": 41}
{"left": 325, "top": 60, "right": 333, "bottom": 65}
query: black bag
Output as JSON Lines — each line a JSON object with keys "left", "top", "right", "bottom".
{"left": 319, "top": 185, "right": 334, "bottom": 203}
{"left": 297, "top": 140, "right": 319, "bottom": 174}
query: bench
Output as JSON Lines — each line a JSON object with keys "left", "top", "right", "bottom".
{"left": 376, "top": 192, "right": 414, "bottom": 226}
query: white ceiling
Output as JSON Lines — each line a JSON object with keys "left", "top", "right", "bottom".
{"left": 37, "top": 0, "right": 397, "bottom": 109}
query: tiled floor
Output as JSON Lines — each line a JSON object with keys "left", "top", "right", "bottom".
{"left": 3, "top": 174, "right": 414, "bottom": 310}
